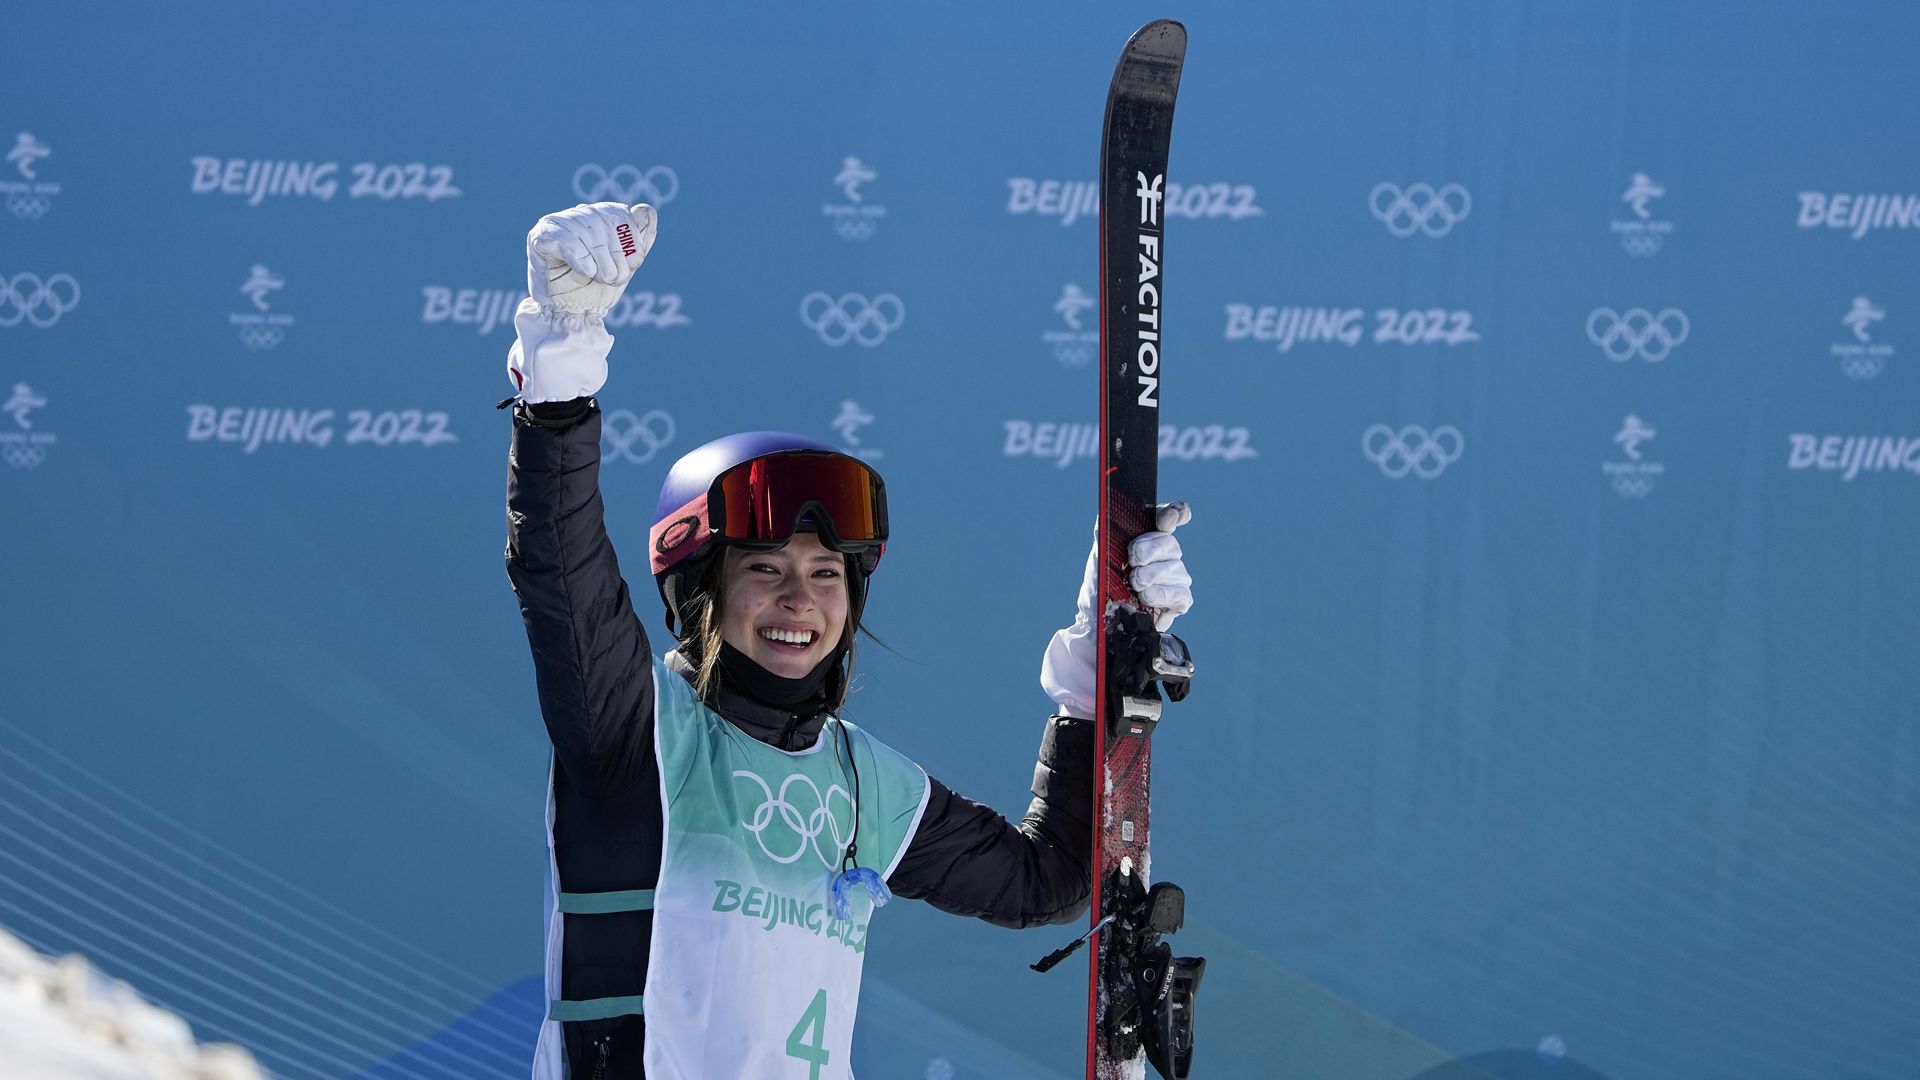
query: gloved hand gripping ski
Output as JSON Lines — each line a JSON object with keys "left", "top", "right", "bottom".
{"left": 1041, "top": 502, "right": 1194, "bottom": 722}
{"left": 507, "top": 201, "right": 659, "bottom": 403}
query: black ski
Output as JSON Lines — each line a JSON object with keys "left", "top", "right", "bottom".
{"left": 1030, "top": 19, "right": 1203, "bottom": 1080}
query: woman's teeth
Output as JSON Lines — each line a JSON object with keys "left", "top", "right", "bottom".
{"left": 759, "top": 628, "right": 815, "bottom": 647}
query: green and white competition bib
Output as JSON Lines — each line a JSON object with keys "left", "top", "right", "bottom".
{"left": 643, "top": 659, "right": 930, "bottom": 1079}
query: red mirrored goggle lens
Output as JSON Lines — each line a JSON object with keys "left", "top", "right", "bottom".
{"left": 713, "top": 452, "right": 886, "bottom": 545}
{"left": 650, "top": 451, "right": 888, "bottom": 575}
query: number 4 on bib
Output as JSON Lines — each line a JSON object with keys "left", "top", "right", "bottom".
{"left": 786, "top": 989, "right": 831, "bottom": 1079}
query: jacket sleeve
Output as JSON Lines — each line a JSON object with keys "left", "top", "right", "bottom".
{"left": 887, "top": 715, "right": 1096, "bottom": 928}
{"left": 505, "top": 396, "right": 656, "bottom": 796}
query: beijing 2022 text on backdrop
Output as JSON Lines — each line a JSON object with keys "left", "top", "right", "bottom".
{"left": 3, "top": 2, "right": 1917, "bottom": 1078}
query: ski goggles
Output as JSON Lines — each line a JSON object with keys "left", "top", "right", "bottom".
{"left": 650, "top": 451, "right": 888, "bottom": 574}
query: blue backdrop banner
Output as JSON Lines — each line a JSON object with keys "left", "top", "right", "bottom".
{"left": 3, "top": 3, "right": 1917, "bottom": 1078}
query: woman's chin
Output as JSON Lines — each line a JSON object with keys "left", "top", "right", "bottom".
{"left": 751, "top": 644, "right": 819, "bottom": 679}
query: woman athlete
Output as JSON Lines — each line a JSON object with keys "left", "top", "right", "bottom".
{"left": 502, "top": 201, "right": 1194, "bottom": 1079}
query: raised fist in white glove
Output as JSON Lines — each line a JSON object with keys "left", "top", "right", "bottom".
{"left": 507, "top": 201, "right": 659, "bottom": 403}
{"left": 1040, "top": 502, "right": 1195, "bottom": 719}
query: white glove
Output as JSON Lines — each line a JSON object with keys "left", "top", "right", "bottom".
{"left": 1040, "top": 502, "right": 1194, "bottom": 719}
{"left": 506, "top": 201, "right": 659, "bottom": 403}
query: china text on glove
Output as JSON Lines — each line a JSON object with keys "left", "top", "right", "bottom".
{"left": 506, "top": 201, "right": 659, "bottom": 403}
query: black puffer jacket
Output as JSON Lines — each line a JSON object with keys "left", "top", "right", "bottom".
{"left": 505, "top": 398, "right": 1094, "bottom": 1078}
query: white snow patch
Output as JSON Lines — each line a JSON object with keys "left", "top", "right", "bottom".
{"left": 0, "top": 928, "right": 266, "bottom": 1080}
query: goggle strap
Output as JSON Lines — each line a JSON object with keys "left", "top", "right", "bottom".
{"left": 649, "top": 490, "right": 714, "bottom": 574}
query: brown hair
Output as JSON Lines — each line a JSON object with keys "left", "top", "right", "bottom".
{"left": 680, "top": 550, "right": 861, "bottom": 714}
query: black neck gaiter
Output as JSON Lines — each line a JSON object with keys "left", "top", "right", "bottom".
{"left": 715, "top": 640, "right": 837, "bottom": 714}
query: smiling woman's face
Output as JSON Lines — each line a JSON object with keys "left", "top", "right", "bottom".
{"left": 716, "top": 532, "right": 850, "bottom": 679}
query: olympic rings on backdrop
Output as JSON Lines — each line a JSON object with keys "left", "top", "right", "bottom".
{"left": 236, "top": 325, "right": 285, "bottom": 351}
{"left": 2, "top": 444, "right": 47, "bottom": 469}
{"left": 1618, "top": 232, "right": 1664, "bottom": 257}
{"left": 800, "top": 292, "right": 905, "bottom": 347}
{"left": 6, "top": 194, "right": 51, "bottom": 220}
{"left": 832, "top": 216, "right": 876, "bottom": 241}
{"left": 601, "top": 408, "right": 676, "bottom": 465}
{"left": 1051, "top": 342, "right": 1093, "bottom": 367}
{"left": 1586, "top": 307, "right": 1690, "bottom": 362}
{"left": 1362, "top": 424, "right": 1465, "bottom": 479}
{"left": 573, "top": 164, "right": 679, "bottom": 206}
{"left": 1838, "top": 356, "right": 1886, "bottom": 381}
{"left": 1369, "top": 182, "right": 1472, "bottom": 238}
{"left": 1611, "top": 474, "right": 1656, "bottom": 499}
{"left": 0, "top": 273, "right": 80, "bottom": 328}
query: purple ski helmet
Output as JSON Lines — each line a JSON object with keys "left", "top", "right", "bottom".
{"left": 648, "top": 431, "right": 888, "bottom": 639}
